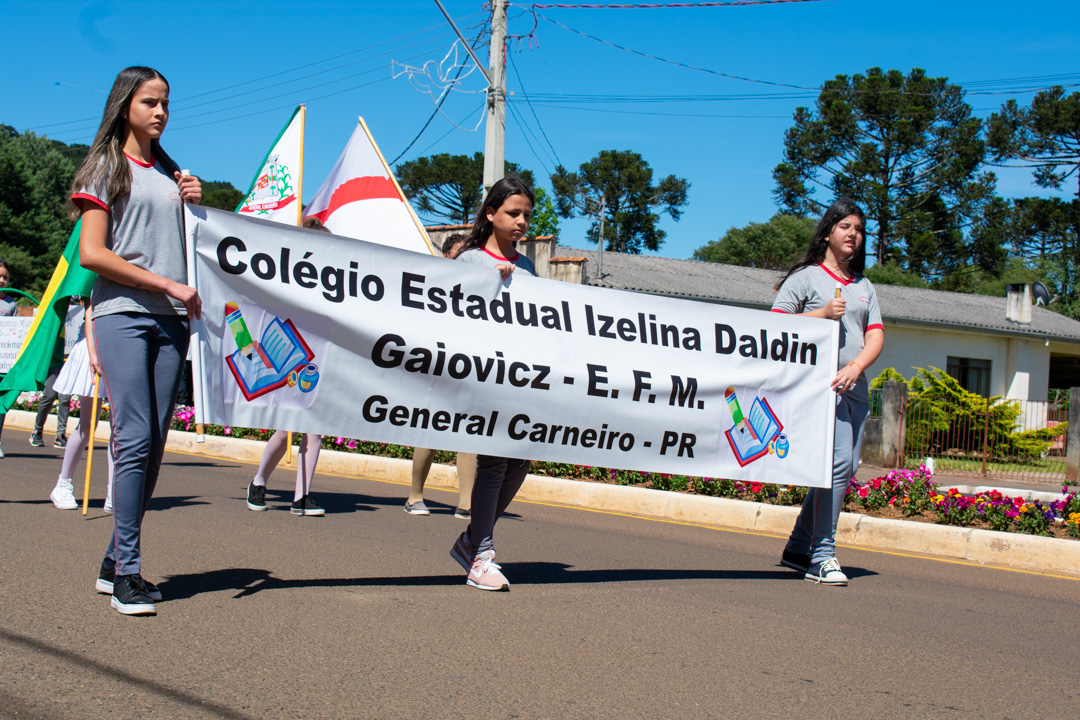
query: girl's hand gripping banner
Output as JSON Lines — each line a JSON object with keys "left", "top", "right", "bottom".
{"left": 186, "top": 206, "right": 839, "bottom": 488}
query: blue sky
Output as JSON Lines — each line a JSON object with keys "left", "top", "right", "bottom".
{"left": 1, "top": 0, "right": 1077, "bottom": 259}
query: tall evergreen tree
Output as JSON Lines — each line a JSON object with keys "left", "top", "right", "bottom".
{"left": 396, "top": 152, "right": 533, "bottom": 225}
{"left": 551, "top": 150, "right": 689, "bottom": 254}
{"left": 772, "top": 68, "right": 996, "bottom": 272}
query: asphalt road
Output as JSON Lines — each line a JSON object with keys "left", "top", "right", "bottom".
{"left": 2, "top": 426, "right": 1078, "bottom": 720}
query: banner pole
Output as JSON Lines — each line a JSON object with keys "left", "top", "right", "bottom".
{"left": 181, "top": 175, "right": 208, "bottom": 442}
{"left": 287, "top": 107, "right": 305, "bottom": 466}
{"left": 81, "top": 375, "right": 99, "bottom": 516}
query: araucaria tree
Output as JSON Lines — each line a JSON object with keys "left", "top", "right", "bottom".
{"left": 551, "top": 150, "right": 689, "bottom": 254}
{"left": 396, "top": 152, "right": 533, "bottom": 225}
{"left": 988, "top": 87, "right": 1080, "bottom": 305}
{"left": 772, "top": 68, "right": 996, "bottom": 273}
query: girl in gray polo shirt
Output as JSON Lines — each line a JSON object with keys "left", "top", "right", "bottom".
{"left": 448, "top": 177, "right": 537, "bottom": 592}
{"left": 771, "top": 197, "right": 884, "bottom": 586}
{"left": 71, "top": 66, "right": 203, "bottom": 616}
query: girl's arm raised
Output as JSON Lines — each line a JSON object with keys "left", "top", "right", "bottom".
{"left": 78, "top": 205, "right": 202, "bottom": 319}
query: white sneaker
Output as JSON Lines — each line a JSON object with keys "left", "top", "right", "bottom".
{"left": 0, "top": 442, "right": 5, "bottom": 458}
{"left": 805, "top": 557, "right": 848, "bottom": 586}
{"left": 50, "top": 477, "right": 78, "bottom": 510}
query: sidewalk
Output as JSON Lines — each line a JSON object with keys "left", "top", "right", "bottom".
{"left": 8, "top": 409, "right": 1079, "bottom": 578}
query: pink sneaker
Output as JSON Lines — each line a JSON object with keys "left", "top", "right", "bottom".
{"left": 467, "top": 550, "right": 509, "bottom": 591}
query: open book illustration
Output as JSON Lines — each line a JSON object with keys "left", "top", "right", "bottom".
{"left": 225, "top": 314, "right": 315, "bottom": 402}
{"left": 724, "top": 392, "right": 784, "bottom": 467}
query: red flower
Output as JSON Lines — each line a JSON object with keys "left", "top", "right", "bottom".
{"left": 858, "top": 486, "right": 870, "bottom": 498}
{"left": 749, "top": 482, "right": 764, "bottom": 494}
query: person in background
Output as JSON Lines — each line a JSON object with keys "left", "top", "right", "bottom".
{"left": 0, "top": 258, "right": 18, "bottom": 458}
{"left": 245, "top": 216, "right": 329, "bottom": 517}
{"left": 30, "top": 300, "right": 81, "bottom": 449}
{"left": 407, "top": 234, "right": 476, "bottom": 519}
{"left": 49, "top": 298, "right": 116, "bottom": 512}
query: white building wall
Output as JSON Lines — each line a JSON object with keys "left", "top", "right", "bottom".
{"left": 870, "top": 324, "right": 1049, "bottom": 401}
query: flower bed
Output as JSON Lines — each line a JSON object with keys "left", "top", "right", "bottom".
{"left": 19, "top": 395, "right": 1080, "bottom": 540}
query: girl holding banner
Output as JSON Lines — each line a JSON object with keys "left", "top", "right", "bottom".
{"left": 448, "top": 177, "right": 537, "bottom": 592}
{"left": 72, "top": 66, "right": 202, "bottom": 616}
{"left": 771, "top": 198, "right": 884, "bottom": 587}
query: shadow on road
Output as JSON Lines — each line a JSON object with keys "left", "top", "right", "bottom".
{"left": 157, "top": 560, "right": 860, "bottom": 601}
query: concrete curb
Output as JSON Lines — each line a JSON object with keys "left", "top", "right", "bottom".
{"left": 8, "top": 410, "right": 1079, "bottom": 577}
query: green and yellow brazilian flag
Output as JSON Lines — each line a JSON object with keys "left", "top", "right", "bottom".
{"left": 0, "top": 220, "right": 97, "bottom": 412}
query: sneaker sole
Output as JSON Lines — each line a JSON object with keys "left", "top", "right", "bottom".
{"left": 466, "top": 578, "right": 509, "bottom": 591}
{"left": 111, "top": 596, "right": 157, "bottom": 615}
{"left": 246, "top": 501, "right": 267, "bottom": 511}
{"left": 290, "top": 508, "right": 325, "bottom": 516}
{"left": 804, "top": 574, "right": 848, "bottom": 586}
{"left": 454, "top": 510, "right": 470, "bottom": 519}
{"left": 50, "top": 494, "right": 78, "bottom": 510}
{"left": 404, "top": 504, "right": 430, "bottom": 515}
{"left": 97, "top": 578, "right": 162, "bottom": 601}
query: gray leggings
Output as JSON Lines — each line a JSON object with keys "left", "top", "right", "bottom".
{"left": 786, "top": 393, "right": 869, "bottom": 565}
{"left": 95, "top": 312, "right": 189, "bottom": 576}
{"left": 468, "top": 455, "right": 531, "bottom": 556}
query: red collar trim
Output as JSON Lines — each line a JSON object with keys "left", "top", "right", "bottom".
{"left": 482, "top": 246, "right": 520, "bottom": 263}
{"left": 818, "top": 263, "right": 853, "bottom": 285}
{"left": 124, "top": 152, "right": 156, "bottom": 168}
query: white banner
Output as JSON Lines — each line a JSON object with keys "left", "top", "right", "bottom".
{"left": 187, "top": 206, "right": 839, "bottom": 488}
{"left": 0, "top": 317, "right": 34, "bottom": 374}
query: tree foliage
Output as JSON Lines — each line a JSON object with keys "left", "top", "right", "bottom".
{"left": 0, "top": 125, "right": 78, "bottom": 295}
{"left": 551, "top": 150, "right": 689, "bottom": 254}
{"left": 529, "top": 186, "right": 560, "bottom": 238}
{"left": 201, "top": 180, "right": 245, "bottom": 212}
{"left": 773, "top": 67, "right": 996, "bottom": 276}
{"left": 395, "top": 152, "right": 534, "bottom": 225}
{"left": 692, "top": 213, "right": 814, "bottom": 269}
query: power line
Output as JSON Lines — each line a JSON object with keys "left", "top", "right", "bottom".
{"left": 29, "top": 16, "right": 484, "bottom": 134}
{"left": 507, "top": 51, "right": 564, "bottom": 168}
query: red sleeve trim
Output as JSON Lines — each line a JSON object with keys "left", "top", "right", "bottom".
{"left": 866, "top": 323, "right": 884, "bottom": 332}
{"left": 771, "top": 309, "right": 790, "bottom": 314}
{"left": 124, "top": 152, "right": 156, "bottom": 168}
{"left": 481, "top": 246, "right": 520, "bottom": 262}
{"left": 817, "top": 263, "right": 852, "bottom": 285}
{"left": 72, "top": 193, "right": 109, "bottom": 213}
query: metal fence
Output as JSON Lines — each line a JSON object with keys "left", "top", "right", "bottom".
{"left": 900, "top": 396, "right": 1068, "bottom": 481}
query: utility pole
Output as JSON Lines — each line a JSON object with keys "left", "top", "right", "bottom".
{"left": 597, "top": 194, "right": 605, "bottom": 277}
{"left": 482, "top": 0, "right": 507, "bottom": 194}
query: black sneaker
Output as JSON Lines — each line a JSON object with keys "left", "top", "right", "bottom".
{"left": 29, "top": 432, "right": 44, "bottom": 447}
{"left": 96, "top": 558, "right": 162, "bottom": 601}
{"left": 780, "top": 549, "right": 811, "bottom": 574}
{"left": 290, "top": 495, "right": 324, "bottom": 516}
{"left": 111, "top": 574, "right": 157, "bottom": 615}
{"left": 246, "top": 482, "right": 267, "bottom": 511}
{"left": 54, "top": 435, "right": 68, "bottom": 449}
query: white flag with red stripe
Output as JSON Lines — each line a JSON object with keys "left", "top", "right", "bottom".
{"left": 237, "top": 106, "right": 304, "bottom": 225}
{"left": 303, "top": 118, "right": 436, "bottom": 255}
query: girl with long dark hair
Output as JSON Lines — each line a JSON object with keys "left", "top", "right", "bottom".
{"left": 772, "top": 197, "right": 884, "bottom": 586}
{"left": 448, "top": 177, "right": 536, "bottom": 591}
{"left": 72, "top": 66, "right": 202, "bottom": 615}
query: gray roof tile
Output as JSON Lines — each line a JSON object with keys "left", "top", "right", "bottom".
{"left": 556, "top": 246, "right": 1080, "bottom": 342}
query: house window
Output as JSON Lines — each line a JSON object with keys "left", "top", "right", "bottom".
{"left": 947, "top": 356, "right": 991, "bottom": 397}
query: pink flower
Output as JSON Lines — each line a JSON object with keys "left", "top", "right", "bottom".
{"left": 223, "top": 426, "right": 232, "bottom": 436}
